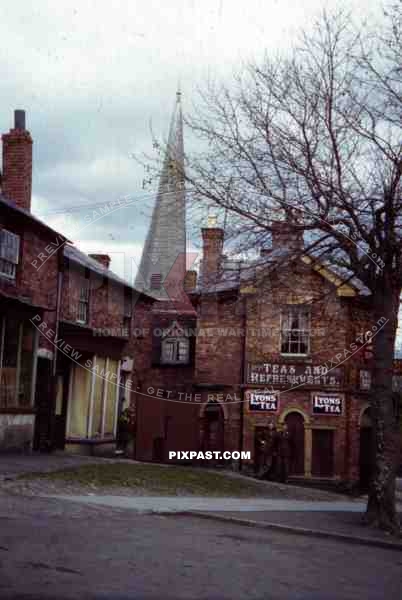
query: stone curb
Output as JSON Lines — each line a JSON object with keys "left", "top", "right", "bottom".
{"left": 175, "top": 510, "right": 402, "bottom": 552}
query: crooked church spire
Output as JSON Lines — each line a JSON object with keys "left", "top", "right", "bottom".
{"left": 135, "top": 91, "right": 186, "bottom": 299}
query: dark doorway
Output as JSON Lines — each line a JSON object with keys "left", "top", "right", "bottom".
{"left": 285, "top": 412, "right": 305, "bottom": 475}
{"left": 312, "top": 429, "right": 335, "bottom": 477}
{"left": 254, "top": 426, "right": 268, "bottom": 474}
{"left": 152, "top": 437, "right": 164, "bottom": 462}
{"left": 33, "top": 358, "right": 54, "bottom": 451}
{"left": 360, "top": 409, "right": 374, "bottom": 491}
{"left": 203, "top": 402, "right": 224, "bottom": 454}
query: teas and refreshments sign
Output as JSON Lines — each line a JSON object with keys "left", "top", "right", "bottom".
{"left": 312, "top": 394, "right": 343, "bottom": 415}
{"left": 247, "top": 362, "right": 343, "bottom": 388}
{"left": 247, "top": 390, "right": 279, "bottom": 412}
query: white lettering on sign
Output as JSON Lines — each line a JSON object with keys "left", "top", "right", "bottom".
{"left": 249, "top": 391, "right": 278, "bottom": 412}
{"left": 312, "top": 395, "right": 342, "bottom": 415}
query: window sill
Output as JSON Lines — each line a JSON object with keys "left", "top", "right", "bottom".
{"left": 153, "top": 362, "right": 192, "bottom": 368}
{"left": 0, "top": 408, "right": 35, "bottom": 414}
{"left": 0, "top": 273, "right": 16, "bottom": 282}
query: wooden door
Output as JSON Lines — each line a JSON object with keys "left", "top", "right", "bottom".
{"left": 285, "top": 412, "right": 305, "bottom": 475}
{"left": 312, "top": 429, "right": 335, "bottom": 477}
{"left": 204, "top": 403, "right": 224, "bottom": 453}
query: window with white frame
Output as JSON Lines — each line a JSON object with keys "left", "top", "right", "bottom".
{"left": 77, "top": 282, "right": 90, "bottom": 324}
{"left": 0, "top": 229, "right": 20, "bottom": 280}
{"left": 161, "top": 337, "right": 190, "bottom": 365}
{"left": 281, "top": 306, "right": 310, "bottom": 355}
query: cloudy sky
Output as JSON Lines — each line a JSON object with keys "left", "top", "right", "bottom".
{"left": 0, "top": 0, "right": 382, "bottom": 282}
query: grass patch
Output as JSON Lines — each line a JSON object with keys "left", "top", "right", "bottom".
{"left": 20, "top": 463, "right": 273, "bottom": 497}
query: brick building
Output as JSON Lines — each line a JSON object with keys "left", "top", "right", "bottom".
{"left": 0, "top": 109, "right": 154, "bottom": 453}
{"left": 133, "top": 95, "right": 379, "bottom": 488}
{"left": 0, "top": 110, "right": 66, "bottom": 451}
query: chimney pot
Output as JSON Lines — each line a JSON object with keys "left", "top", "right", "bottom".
{"left": 14, "top": 110, "right": 26, "bottom": 130}
{"left": 184, "top": 269, "right": 197, "bottom": 291}
{"left": 89, "top": 254, "right": 111, "bottom": 270}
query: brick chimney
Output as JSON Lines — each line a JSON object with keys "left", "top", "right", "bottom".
{"left": 201, "top": 217, "right": 224, "bottom": 287}
{"left": 2, "top": 110, "right": 33, "bottom": 212}
{"left": 271, "top": 221, "right": 304, "bottom": 252}
{"left": 89, "top": 254, "right": 111, "bottom": 270}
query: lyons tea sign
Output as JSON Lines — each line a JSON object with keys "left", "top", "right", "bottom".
{"left": 312, "top": 394, "right": 343, "bottom": 415}
{"left": 248, "top": 390, "right": 279, "bottom": 412}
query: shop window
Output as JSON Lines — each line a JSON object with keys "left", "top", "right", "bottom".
{"left": 67, "top": 357, "right": 119, "bottom": 439}
{"left": 0, "top": 317, "right": 35, "bottom": 409}
{"left": 67, "top": 363, "right": 91, "bottom": 438}
{"left": 281, "top": 306, "right": 310, "bottom": 355}
{"left": 0, "top": 229, "right": 20, "bottom": 280}
{"left": 161, "top": 337, "right": 189, "bottom": 365}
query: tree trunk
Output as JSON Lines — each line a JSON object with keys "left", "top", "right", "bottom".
{"left": 364, "top": 284, "right": 402, "bottom": 534}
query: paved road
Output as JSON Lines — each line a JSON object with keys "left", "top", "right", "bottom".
{"left": 0, "top": 491, "right": 401, "bottom": 600}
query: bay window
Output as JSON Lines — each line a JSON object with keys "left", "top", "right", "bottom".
{"left": 67, "top": 356, "right": 120, "bottom": 439}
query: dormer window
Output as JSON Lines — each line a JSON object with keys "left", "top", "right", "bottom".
{"left": 161, "top": 337, "right": 190, "bottom": 365}
{"left": 0, "top": 229, "right": 20, "bottom": 280}
{"left": 281, "top": 306, "right": 310, "bottom": 355}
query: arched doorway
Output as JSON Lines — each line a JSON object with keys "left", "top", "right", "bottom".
{"left": 359, "top": 408, "right": 374, "bottom": 491}
{"left": 202, "top": 402, "right": 224, "bottom": 454}
{"left": 285, "top": 412, "right": 305, "bottom": 475}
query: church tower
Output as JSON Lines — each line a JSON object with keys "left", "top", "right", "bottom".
{"left": 135, "top": 91, "right": 186, "bottom": 300}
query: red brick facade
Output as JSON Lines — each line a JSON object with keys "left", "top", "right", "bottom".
{"left": 134, "top": 227, "right": 376, "bottom": 487}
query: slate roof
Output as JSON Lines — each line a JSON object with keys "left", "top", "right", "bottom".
{"left": 0, "top": 194, "right": 152, "bottom": 299}
{"left": 0, "top": 195, "right": 69, "bottom": 241}
{"left": 196, "top": 247, "right": 371, "bottom": 296}
{"left": 64, "top": 243, "right": 153, "bottom": 298}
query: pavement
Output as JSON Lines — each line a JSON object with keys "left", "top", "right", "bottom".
{"left": 52, "top": 494, "right": 402, "bottom": 551}
{"left": 53, "top": 495, "right": 369, "bottom": 513}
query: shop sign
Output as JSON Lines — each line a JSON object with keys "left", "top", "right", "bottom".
{"left": 248, "top": 390, "right": 279, "bottom": 412}
{"left": 312, "top": 394, "right": 343, "bottom": 415}
{"left": 248, "top": 362, "right": 343, "bottom": 388}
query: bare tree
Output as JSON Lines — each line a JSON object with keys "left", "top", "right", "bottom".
{"left": 178, "top": 7, "right": 401, "bottom": 531}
